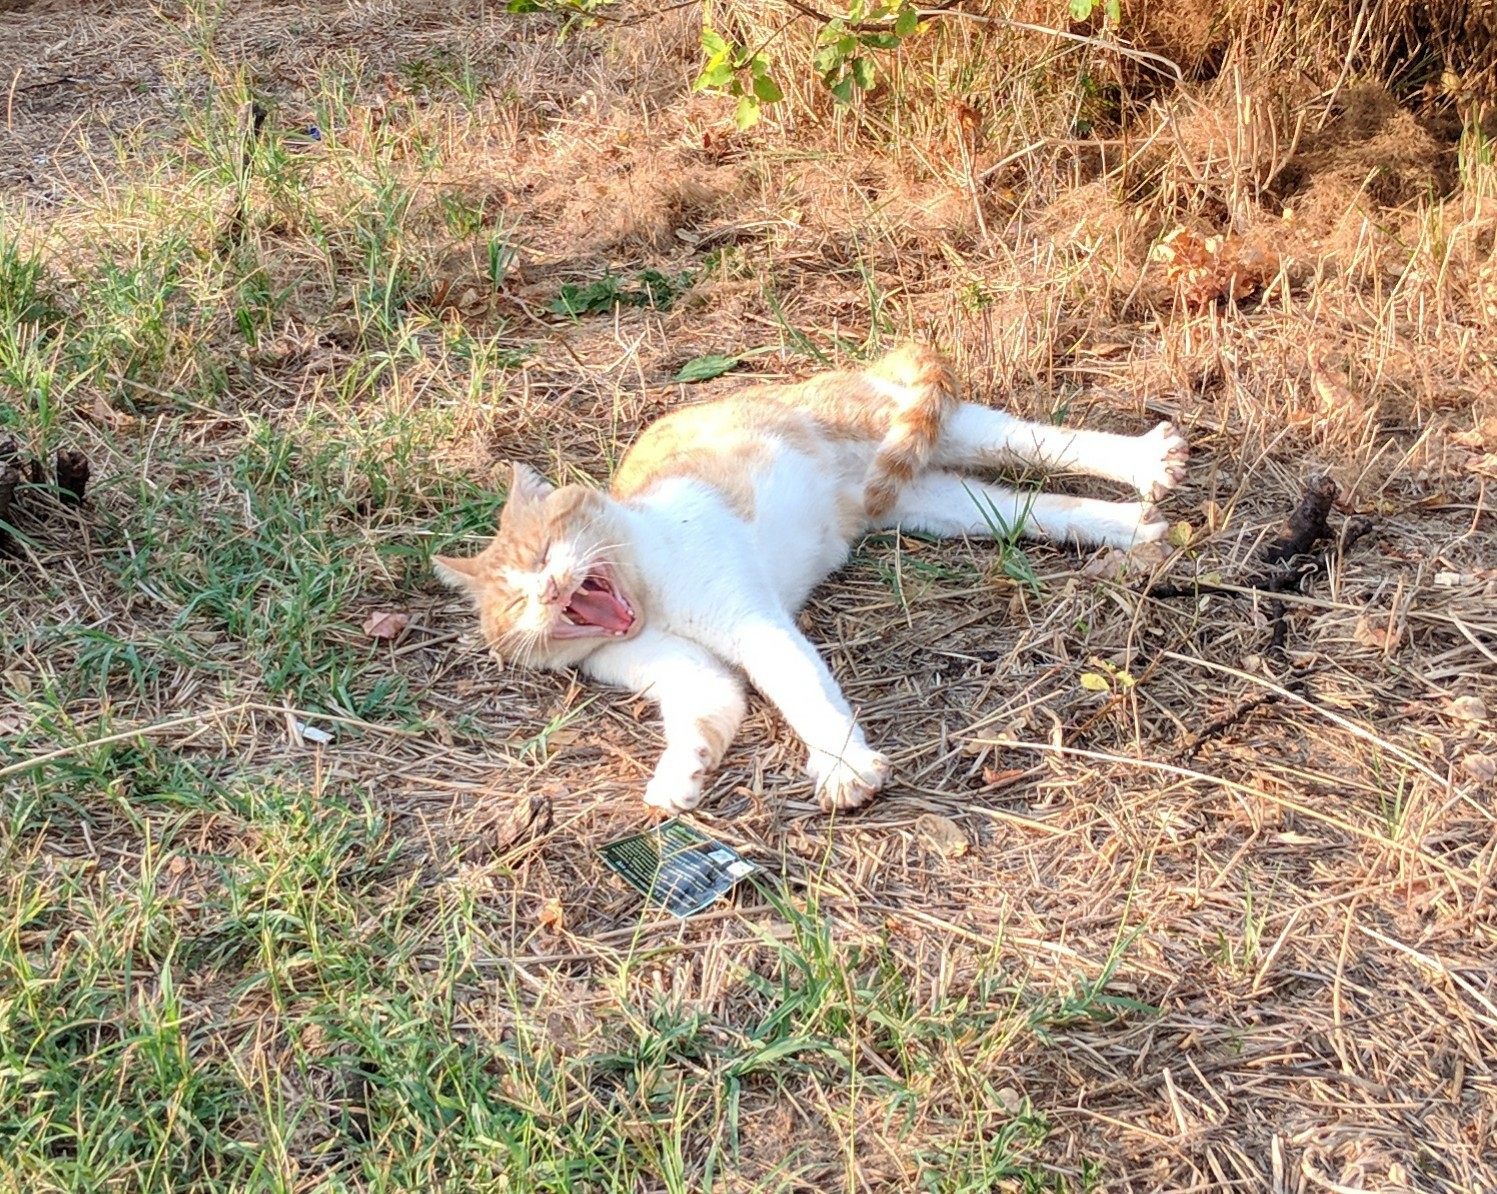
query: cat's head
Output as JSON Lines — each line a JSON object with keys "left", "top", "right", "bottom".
{"left": 433, "top": 463, "right": 638, "bottom": 669}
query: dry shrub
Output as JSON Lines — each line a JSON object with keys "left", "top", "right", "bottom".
{"left": 1032, "top": 179, "right": 1155, "bottom": 309}
{"left": 1280, "top": 84, "right": 1456, "bottom": 243}
{"left": 591, "top": 163, "right": 730, "bottom": 251}
{"left": 1151, "top": 224, "right": 1280, "bottom": 308}
{"left": 522, "top": 139, "right": 741, "bottom": 255}
{"left": 1125, "top": 0, "right": 1497, "bottom": 99}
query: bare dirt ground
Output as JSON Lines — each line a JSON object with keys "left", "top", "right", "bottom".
{"left": 2, "top": 1, "right": 1496, "bottom": 1190}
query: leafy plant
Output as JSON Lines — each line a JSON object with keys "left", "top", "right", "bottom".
{"left": 1068, "top": 0, "right": 1121, "bottom": 20}
{"left": 695, "top": 1, "right": 921, "bottom": 124}
{"left": 812, "top": 1, "right": 920, "bottom": 104}
{"left": 549, "top": 269, "right": 693, "bottom": 317}
{"left": 695, "top": 26, "right": 786, "bottom": 130}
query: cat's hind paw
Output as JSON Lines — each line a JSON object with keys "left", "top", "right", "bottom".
{"left": 1132, "top": 501, "right": 1169, "bottom": 544}
{"left": 643, "top": 746, "right": 709, "bottom": 813}
{"left": 1085, "top": 500, "right": 1168, "bottom": 550}
{"left": 807, "top": 744, "right": 890, "bottom": 812}
{"left": 1129, "top": 421, "right": 1189, "bottom": 500}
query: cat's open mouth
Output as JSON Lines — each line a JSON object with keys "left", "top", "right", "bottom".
{"left": 556, "top": 566, "right": 635, "bottom": 638}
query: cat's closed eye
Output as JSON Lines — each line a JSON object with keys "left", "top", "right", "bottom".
{"left": 534, "top": 541, "right": 552, "bottom": 570}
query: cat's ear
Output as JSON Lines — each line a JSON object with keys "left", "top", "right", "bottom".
{"left": 432, "top": 552, "right": 482, "bottom": 593}
{"left": 505, "top": 462, "right": 554, "bottom": 510}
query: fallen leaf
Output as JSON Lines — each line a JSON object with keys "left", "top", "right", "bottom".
{"left": 1353, "top": 615, "right": 1402, "bottom": 651}
{"left": 1463, "top": 753, "right": 1497, "bottom": 783}
{"left": 916, "top": 813, "right": 969, "bottom": 858}
{"left": 538, "top": 898, "right": 565, "bottom": 933}
{"left": 676, "top": 353, "right": 740, "bottom": 383}
{"left": 1128, "top": 540, "right": 1172, "bottom": 566}
{"left": 1079, "top": 672, "right": 1111, "bottom": 692}
{"left": 1450, "top": 695, "right": 1489, "bottom": 724}
{"left": 995, "top": 1086, "right": 1024, "bottom": 1113}
{"left": 1308, "top": 347, "right": 1366, "bottom": 422}
{"left": 363, "top": 610, "right": 411, "bottom": 640}
{"left": 1080, "top": 547, "right": 1129, "bottom": 580}
{"left": 1166, "top": 520, "right": 1194, "bottom": 549}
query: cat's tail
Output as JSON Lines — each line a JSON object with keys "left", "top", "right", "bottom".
{"left": 862, "top": 343, "right": 959, "bottom": 519}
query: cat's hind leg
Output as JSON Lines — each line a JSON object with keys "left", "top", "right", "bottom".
{"left": 933, "top": 403, "right": 1188, "bottom": 500}
{"left": 882, "top": 470, "right": 1167, "bottom": 549}
{"left": 583, "top": 626, "right": 747, "bottom": 813}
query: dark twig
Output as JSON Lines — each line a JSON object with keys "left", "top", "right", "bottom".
{"left": 220, "top": 100, "right": 267, "bottom": 250}
{"left": 54, "top": 449, "right": 90, "bottom": 507}
{"left": 1142, "top": 475, "right": 1374, "bottom": 657}
{"left": 1261, "top": 474, "right": 1337, "bottom": 565}
{"left": 1179, "top": 690, "right": 1287, "bottom": 760}
{"left": 0, "top": 462, "right": 19, "bottom": 557}
{"left": 0, "top": 438, "right": 27, "bottom": 556}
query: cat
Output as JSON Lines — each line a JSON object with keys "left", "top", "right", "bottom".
{"left": 434, "top": 344, "right": 1187, "bottom": 814}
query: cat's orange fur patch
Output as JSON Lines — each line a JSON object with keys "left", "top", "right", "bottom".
{"left": 612, "top": 344, "right": 957, "bottom": 520}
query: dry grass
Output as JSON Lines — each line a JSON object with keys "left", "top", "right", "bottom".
{"left": 2, "top": 0, "right": 1496, "bottom": 1190}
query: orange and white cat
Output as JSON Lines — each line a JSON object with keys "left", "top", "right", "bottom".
{"left": 435, "top": 345, "right": 1186, "bottom": 814}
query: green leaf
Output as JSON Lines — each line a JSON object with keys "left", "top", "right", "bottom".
{"left": 694, "top": 58, "right": 735, "bottom": 90}
{"left": 851, "top": 57, "right": 876, "bottom": 90}
{"left": 1105, "top": 0, "right": 1121, "bottom": 19}
{"left": 894, "top": 6, "right": 918, "bottom": 36}
{"left": 734, "top": 94, "right": 761, "bottom": 130}
{"left": 1078, "top": 672, "right": 1111, "bottom": 692}
{"left": 861, "top": 32, "right": 900, "bottom": 50}
{"left": 829, "top": 75, "right": 855, "bottom": 104}
{"left": 1068, "top": 0, "right": 1095, "bottom": 18}
{"left": 813, "top": 45, "right": 842, "bottom": 77}
{"left": 675, "top": 353, "right": 741, "bottom": 382}
{"left": 752, "top": 74, "right": 784, "bottom": 103}
{"left": 701, "top": 27, "right": 730, "bottom": 57}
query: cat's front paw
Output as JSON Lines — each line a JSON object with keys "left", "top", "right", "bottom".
{"left": 806, "top": 744, "right": 890, "bottom": 812}
{"left": 643, "top": 747, "right": 709, "bottom": 813}
{"left": 1128, "top": 422, "right": 1189, "bottom": 500}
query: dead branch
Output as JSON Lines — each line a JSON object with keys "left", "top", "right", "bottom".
{"left": 55, "top": 449, "right": 89, "bottom": 507}
{"left": 1142, "top": 475, "right": 1374, "bottom": 657}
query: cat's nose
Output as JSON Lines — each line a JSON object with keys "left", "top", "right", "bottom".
{"left": 542, "top": 577, "right": 561, "bottom": 605}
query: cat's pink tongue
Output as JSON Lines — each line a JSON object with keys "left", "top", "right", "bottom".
{"left": 567, "top": 587, "right": 633, "bottom": 633}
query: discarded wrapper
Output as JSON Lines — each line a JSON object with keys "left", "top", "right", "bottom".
{"left": 600, "top": 819, "right": 760, "bottom": 918}
{"left": 294, "top": 720, "right": 333, "bottom": 745}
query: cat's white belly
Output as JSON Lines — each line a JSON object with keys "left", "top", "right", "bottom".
{"left": 623, "top": 449, "right": 862, "bottom": 634}
{"left": 749, "top": 448, "right": 861, "bottom": 608}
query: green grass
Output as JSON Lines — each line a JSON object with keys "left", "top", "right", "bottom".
{"left": 2, "top": 765, "right": 1142, "bottom": 1192}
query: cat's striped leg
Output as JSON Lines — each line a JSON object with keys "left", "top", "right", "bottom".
{"left": 583, "top": 626, "right": 746, "bottom": 813}
{"left": 933, "top": 403, "right": 1188, "bottom": 500}
{"left": 883, "top": 471, "right": 1167, "bottom": 549}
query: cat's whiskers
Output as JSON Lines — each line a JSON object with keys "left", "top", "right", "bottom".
{"left": 575, "top": 536, "right": 626, "bottom": 575}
